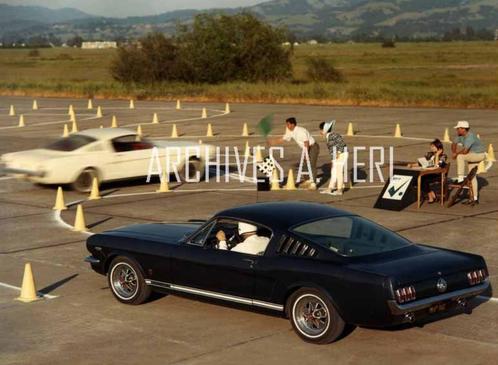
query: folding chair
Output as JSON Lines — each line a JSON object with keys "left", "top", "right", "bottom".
{"left": 446, "top": 166, "right": 478, "bottom": 207}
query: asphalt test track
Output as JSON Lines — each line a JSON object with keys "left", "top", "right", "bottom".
{"left": 0, "top": 96, "right": 497, "bottom": 364}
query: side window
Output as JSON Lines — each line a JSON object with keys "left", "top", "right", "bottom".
{"left": 188, "top": 221, "right": 215, "bottom": 246}
{"left": 112, "top": 135, "right": 154, "bottom": 152}
{"left": 207, "top": 219, "right": 272, "bottom": 256}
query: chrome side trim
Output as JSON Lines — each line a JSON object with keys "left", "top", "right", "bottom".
{"left": 145, "top": 279, "right": 284, "bottom": 311}
{"left": 388, "top": 280, "right": 489, "bottom": 315}
{"left": 84, "top": 255, "right": 101, "bottom": 264}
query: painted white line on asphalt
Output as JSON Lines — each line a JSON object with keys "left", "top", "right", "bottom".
{"left": 350, "top": 185, "right": 385, "bottom": 189}
{"left": 478, "top": 295, "right": 498, "bottom": 303}
{"left": 53, "top": 209, "right": 93, "bottom": 236}
{"left": 122, "top": 110, "right": 228, "bottom": 128}
{"left": 347, "top": 134, "right": 433, "bottom": 142}
{"left": 0, "top": 281, "right": 58, "bottom": 299}
{"left": 0, "top": 176, "right": 15, "bottom": 181}
{"left": 0, "top": 115, "right": 100, "bottom": 130}
{"left": 103, "top": 188, "right": 255, "bottom": 199}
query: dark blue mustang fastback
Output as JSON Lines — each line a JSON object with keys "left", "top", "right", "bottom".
{"left": 86, "top": 202, "right": 489, "bottom": 343}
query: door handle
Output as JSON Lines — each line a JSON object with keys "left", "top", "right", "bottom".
{"left": 242, "top": 258, "right": 256, "bottom": 265}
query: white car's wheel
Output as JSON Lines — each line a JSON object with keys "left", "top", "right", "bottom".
{"left": 179, "top": 158, "right": 205, "bottom": 183}
{"left": 72, "top": 168, "right": 98, "bottom": 192}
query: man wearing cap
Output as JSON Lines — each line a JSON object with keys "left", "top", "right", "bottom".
{"left": 216, "top": 222, "right": 270, "bottom": 255}
{"left": 269, "top": 117, "right": 320, "bottom": 189}
{"left": 451, "top": 120, "right": 486, "bottom": 204}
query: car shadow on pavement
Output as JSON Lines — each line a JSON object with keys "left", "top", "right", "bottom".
{"left": 87, "top": 217, "right": 113, "bottom": 229}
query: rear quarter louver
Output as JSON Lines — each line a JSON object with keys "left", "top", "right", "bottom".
{"left": 277, "top": 235, "right": 317, "bottom": 258}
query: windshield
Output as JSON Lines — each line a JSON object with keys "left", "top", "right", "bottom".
{"left": 291, "top": 216, "right": 411, "bottom": 257}
{"left": 46, "top": 135, "right": 97, "bottom": 152}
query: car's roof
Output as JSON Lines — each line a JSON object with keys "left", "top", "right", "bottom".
{"left": 216, "top": 201, "right": 354, "bottom": 230}
{"left": 77, "top": 128, "right": 136, "bottom": 140}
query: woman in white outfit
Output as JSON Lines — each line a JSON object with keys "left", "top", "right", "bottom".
{"left": 319, "top": 120, "right": 349, "bottom": 196}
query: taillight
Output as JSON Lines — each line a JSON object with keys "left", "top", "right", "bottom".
{"left": 395, "top": 285, "right": 416, "bottom": 303}
{"left": 467, "top": 268, "right": 487, "bottom": 285}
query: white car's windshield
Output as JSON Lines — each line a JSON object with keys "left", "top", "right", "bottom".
{"left": 46, "top": 135, "right": 97, "bottom": 152}
{"left": 292, "top": 216, "right": 411, "bottom": 257}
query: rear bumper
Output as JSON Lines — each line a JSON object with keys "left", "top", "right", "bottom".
{"left": 387, "top": 280, "right": 489, "bottom": 315}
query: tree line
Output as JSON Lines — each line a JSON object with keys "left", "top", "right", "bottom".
{"left": 111, "top": 13, "right": 292, "bottom": 84}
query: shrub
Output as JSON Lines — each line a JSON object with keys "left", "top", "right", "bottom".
{"left": 111, "top": 33, "right": 180, "bottom": 83}
{"left": 28, "top": 49, "right": 40, "bottom": 57}
{"left": 177, "top": 13, "right": 292, "bottom": 83}
{"left": 305, "top": 56, "right": 343, "bottom": 82}
{"left": 382, "top": 40, "right": 396, "bottom": 48}
{"left": 55, "top": 53, "right": 73, "bottom": 60}
{"left": 67, "top": 36, "right": 84, "bottom": 48}
{"left": 110, "top": 13, "right": 292, "bottom": 84}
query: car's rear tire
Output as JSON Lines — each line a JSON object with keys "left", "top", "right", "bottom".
{"left": 179, "top": 158, "right": 205, "bottom": 183}
{"left": 72, "top": 168, "right": 98, "bottom": 192}
{"left": 287, "top": 287, "right": 345, "bottom": 344}
{"left": 108, "top": 256, "right": 151, "bottom": 305}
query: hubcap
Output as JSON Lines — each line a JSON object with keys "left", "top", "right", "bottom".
{"left": 293, "top": 294, "right": 330, "bottom": 337}
{"left": 111, "top": 263, "right": 138, "bottom": 300}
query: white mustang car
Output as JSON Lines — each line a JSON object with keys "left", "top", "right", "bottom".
{"left": 1, "top": 128, "right": 215, "bottom": 192}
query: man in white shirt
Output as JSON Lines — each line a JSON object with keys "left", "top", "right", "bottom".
{"left": 270, "top": 117, "right": 320, "bottom": 189}
{"left": 216, "top": 222, "right": 270, "bottom": 256}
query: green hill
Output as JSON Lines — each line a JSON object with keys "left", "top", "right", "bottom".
{"left": 1, "top": 0, "right": 497, "bottom": 42}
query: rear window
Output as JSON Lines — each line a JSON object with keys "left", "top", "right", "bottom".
{"left": 112, "top": 135, "right": 154, "bottom": 152}
{"left": 292, "top": 216, "right": 411, "bottom": 257}
{"left": 46, "top": 135, "right": 96, "bottom": 152}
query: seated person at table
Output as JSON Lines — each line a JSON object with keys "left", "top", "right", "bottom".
{"left": 407, "top": 139, "right": 447, "bottom": 204}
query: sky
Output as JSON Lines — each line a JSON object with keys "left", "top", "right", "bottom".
{"left": 3, "top": 0, "right": 266, "bottom": 17}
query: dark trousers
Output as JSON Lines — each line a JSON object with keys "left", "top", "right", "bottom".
{"left": 308, "top": 143, "right": 320, "bottom": 182}
{"left": 421, "top": 174, "right": 438, "bottom": 194}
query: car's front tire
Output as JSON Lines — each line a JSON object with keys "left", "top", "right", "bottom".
{"left": 108, "top": 256, "right": 151, "bottom": 305}
{"left": 72, "top": 168, "right": 98, "bottom": 192}
{"left": 287, "top": 288, "right": 345, "bottom": 344}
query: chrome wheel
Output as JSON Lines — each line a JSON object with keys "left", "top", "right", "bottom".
{"left": 293, "top": 294, "right": 330, "bottom": 338}
{"left": 110, "top": 263, "right": 139, "bottom": 300}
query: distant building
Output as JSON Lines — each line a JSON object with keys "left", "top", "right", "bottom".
{"left": 81, "top": 41, "right": 117, "bottom": 49}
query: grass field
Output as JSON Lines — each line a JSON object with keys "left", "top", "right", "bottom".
{"left": 1, "top": 42, "right": 497, "bottom": 108}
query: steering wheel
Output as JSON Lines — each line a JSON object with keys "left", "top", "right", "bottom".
{"left": 225, "top": 233, "right": 240, "bottom": 250}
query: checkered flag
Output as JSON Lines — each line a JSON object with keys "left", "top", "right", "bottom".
{"left": 257, "top": 156, "right": 275, "bottom": 177}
